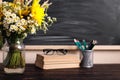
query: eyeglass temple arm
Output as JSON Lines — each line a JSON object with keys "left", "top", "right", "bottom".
{"left": 43, "top": 49, "right": 52, "bottom": 55}
{"left": 58, "top": 49, "right": 68, "bottom": 55}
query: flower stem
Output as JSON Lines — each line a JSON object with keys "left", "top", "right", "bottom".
{"left": 3, "top": 48, "right": 25, "bottom": 68}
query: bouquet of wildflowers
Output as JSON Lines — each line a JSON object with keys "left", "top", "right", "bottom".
{"left": 0, "top": 0, "right": 56, "bottom": 44}
{"left": 0, "top": 0, "right": 56, "bottom": 69}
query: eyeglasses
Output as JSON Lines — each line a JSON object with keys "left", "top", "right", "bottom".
{"left": 43, "top": 49, "right": 68, "bottom": 55}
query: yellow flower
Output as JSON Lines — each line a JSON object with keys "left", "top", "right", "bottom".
{"left": 31, "top": 0, "right": 45, "bottom": 26}
{"left": 19, "top": 6, "right": 30, "bottom": 18}
{"left": 19, "top": 10, "right": 22, "bottom": 18}
{"left": 0, "top": 6, "right": 3, "bottom": 20}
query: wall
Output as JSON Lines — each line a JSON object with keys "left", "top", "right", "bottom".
{"left": 0, "top": 45, "right": 120, "bottom": 64}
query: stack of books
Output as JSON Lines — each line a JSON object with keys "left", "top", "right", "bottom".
{"left": 35, "top": 52, "right": 81, "bottom": 69}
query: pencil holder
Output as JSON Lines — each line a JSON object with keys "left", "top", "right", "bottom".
{"left": 80, "top": 50, "right": 94, "bottom": 68}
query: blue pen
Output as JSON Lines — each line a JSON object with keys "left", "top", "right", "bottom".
{"left": 74, "top": 39, "right": 84, "bottom": 51}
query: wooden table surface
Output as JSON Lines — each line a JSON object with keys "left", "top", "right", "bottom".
{"left": 0, "top": 64, "right": 120, "bottom": 80}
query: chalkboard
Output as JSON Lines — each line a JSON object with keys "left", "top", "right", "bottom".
{"left": 4, "top": 0, "right": 120, "bottom": 45}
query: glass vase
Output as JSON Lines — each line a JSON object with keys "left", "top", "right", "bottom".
{"left": 2, "top": 38, "right": 25, "bottom": 74}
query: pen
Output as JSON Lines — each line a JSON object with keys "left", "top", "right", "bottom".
{"left": 88, "top": 40, "right": 97, "bottom": 50}
{"left": 82, "top": 40, "right": 87, "bottom": 50}
{"left": 74, "top": 39, "right": 84, "bottom": 51}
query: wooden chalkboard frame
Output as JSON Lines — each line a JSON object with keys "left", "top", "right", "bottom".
{"left": 25, "top": 45, "right": 120, "bottom": 51}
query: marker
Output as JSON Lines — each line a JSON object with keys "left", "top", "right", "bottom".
{"left": 88, "top": 40, "right": 97, "bottom": 50}
{"left": 74, "top": 39, "right": 84, "bottom": 51}
{"left": 82, "top": 40, "right": 87, "bottom": 50}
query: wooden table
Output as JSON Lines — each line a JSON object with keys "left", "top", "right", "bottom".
{"left": 0, "top": 64, "right": 120, "bottom": 80}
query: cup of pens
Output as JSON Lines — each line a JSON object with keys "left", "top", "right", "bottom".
{"left": 74, "top": 39, "right": 97, "bottom": 68}
{"left": 80, "top": 50, "right": 94, "bottom": 68}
